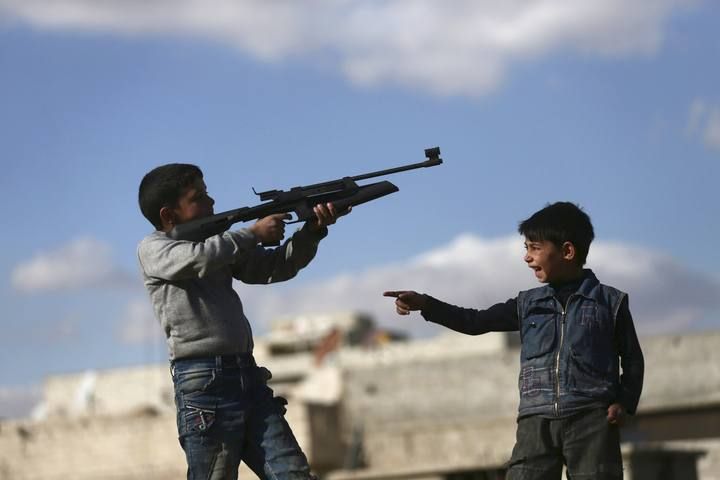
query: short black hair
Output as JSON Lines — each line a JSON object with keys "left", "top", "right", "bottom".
{"left": 138, "top": 164, "right": 203, "bottom": 228}
{"left": 518, "top": 202, "right": 595, "bottom": 265}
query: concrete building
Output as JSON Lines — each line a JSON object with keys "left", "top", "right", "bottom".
{"left": 0, "top": 314, "right": 718, "bottom": 480}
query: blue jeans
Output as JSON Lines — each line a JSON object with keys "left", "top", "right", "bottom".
{"left": 171, "top": 355, "right": 314, "bottom": 480}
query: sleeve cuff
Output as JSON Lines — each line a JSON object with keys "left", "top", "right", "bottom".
{"left": 420, "top": 295, "right": 442, "bottom": 322}
{"left": 298, "top": 224, "right": 329, "bottom": 242}
{"left": 226, "top": 228, "right": 259, "bottom": 250}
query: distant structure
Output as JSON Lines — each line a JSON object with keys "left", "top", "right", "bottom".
{"left": 0, "top": 312, "right": 718, "bottom": 480}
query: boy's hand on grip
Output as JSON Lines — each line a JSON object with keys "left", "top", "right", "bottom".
{"left": 251, "top": 213, "right": 291, "bottom": 244}
{"left": 383, "top": 290, "right": 427, "bottom": 315}
{"left": 307, "top": 202, "right": 351, "bottom": 231}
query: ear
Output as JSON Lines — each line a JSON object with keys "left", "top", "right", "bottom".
{"left": 561, "top": 241, "right": 576, "bottom": 262}
{"left": 159, "top": 206, "right": 176, "bottom": 228}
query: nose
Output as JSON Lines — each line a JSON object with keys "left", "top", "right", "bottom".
{"left": 524, "top": 252, "right": 532, "bottom": 263}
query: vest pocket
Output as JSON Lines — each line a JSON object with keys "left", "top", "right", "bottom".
{"left": 521, "top": 313, "right": 556, "bottom": 360}
{"left": 569, "top": 347, "right": 614, "bottom": 393}
{"left": 569, "top": 302, "right": 614, "bottom": 374}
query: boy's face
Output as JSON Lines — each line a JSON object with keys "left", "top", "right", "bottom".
{"left": 165, "top": 178, "right": 215, "bottom": 227}
{"left": 523, "top": 238, "right": 580, "bottom": 284}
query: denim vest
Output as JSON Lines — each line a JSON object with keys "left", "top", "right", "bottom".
{"left": 516, "top": 270, "right": 626, "bottom": 417}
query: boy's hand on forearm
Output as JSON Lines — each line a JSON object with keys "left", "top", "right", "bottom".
{"left": 306, "top": 203, "right": 351, "bottom": 231}
{"left": 383, "top": 291, "right": 427, "bottom": 315}
{"left": 251, "top": 213, "right": 291, "bottom": 244}
{"left": 607, "top": 403, "right": 626, "bottom": 425}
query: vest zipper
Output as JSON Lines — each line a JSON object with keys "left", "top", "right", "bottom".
{"left": 554, "top": 308, "right": 565, "bottom": 416}
{"left": 554, "top": 295, "right": 575, "bottom": 417}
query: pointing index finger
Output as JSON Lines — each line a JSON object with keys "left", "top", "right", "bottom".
{"left": 383, "top": 291, "right": 402, "bottom": 298}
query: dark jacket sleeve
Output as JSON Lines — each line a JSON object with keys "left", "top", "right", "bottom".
{"left": 615, "top": 295, "right": 644, "bottom": 415}
{"left": 420, "top": 296, "right": 519, "bottom": 335}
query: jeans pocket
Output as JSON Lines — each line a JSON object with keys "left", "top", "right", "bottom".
{"left": 175, "top": 368, "right": 218, "bottom": 397}
{"left": 181, "top": 402, "right": 217, "bottom": 436}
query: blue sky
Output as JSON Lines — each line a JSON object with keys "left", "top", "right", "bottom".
{"left": 1, "top": 1, "right": 719, "bottom": 409}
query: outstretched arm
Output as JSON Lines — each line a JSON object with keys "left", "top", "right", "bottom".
{"left": 383, "top": 291, "right": 519, "bottom": 335}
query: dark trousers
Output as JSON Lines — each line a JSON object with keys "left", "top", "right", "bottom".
{"left": 506, "top": 408, "right": 622, "bottom": 480}
{"left": 171, "top": 355, "right": 314, "bottom": 480}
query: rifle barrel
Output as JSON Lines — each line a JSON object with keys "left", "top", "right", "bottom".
{"left": 350, "top": 147, "right": 442, "bottom": 182}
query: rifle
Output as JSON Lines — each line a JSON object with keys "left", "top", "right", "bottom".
{"left": 169, "top": 147, "right": 443, "bottom": 243}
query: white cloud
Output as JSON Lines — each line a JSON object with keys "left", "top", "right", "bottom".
{"left": 0, "top": 0, "right": 698, "bottom": 96}
{"left": 238, "top": 234, "right": 720, "bottom": 336}
{"left": 117, "top": 297, "right": 164, "bottom": 344}
{"left": 687, "top": 98, "right": 720, "bottom": 152}
{"left": 11, "top": 237, "right": 136, "bottom": 292}
{"left": 119, "top": 234, "right": 720, "bottom": 345}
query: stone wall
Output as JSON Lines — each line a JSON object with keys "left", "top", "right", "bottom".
{"left": 332, "top": 331, "right": 720, "bottom": 479}
{"left": 0, "top": 372, "right": 313, "bottom": 480}
{"left": 2, "top": 330, "right": 719, "bottom": 480}
{"left": 0, "top": 411, "right": 183, "bottom": 480}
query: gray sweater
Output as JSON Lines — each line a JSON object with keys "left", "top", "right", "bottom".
{"left": 137, "top": 226, "right": 326, "bottom": 360}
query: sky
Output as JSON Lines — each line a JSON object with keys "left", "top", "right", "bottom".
{"left": 1, "top": 0, "right": 719, "bottom": 416}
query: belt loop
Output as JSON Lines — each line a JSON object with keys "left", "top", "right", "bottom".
{"left": 215, "top": 355, "right": 223, "bottom": 369}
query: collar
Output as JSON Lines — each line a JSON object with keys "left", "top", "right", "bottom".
{"left": 526, "top": 269, "right": 599, "bottom": 302}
